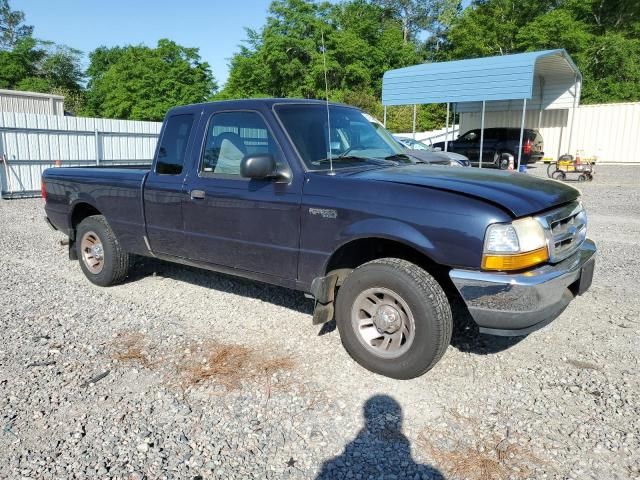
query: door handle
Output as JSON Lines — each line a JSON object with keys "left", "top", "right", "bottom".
{"left": 190, "top": 189, "right": 205, "bottom": 200}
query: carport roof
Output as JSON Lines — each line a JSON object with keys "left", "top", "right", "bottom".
{"left": 382, "top": 49, "right": 581, "bottom": 108}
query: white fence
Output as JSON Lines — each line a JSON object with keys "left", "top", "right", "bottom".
{"left": 0, "top": 112, "right": 161, "bottom": 199}
{"left": 459, "top": 102, "right": 640, "bottom": 164}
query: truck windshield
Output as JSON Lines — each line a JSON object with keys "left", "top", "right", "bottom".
{"left": 275, "top": 104, "right": 407, "bottom": 170}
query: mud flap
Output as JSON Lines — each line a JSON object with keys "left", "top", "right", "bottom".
{"left": 310, "top": 271, "right": 351, "bottom": 325}
{"left": 312, "top": 301, "right": 334, "bottom": 325}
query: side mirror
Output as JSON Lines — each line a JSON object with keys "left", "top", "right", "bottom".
{"left": 433, "top": 147, "right": 442, "bottom": 152}
{"left": 240, "top": 154, "right": 277, "bottom": 179}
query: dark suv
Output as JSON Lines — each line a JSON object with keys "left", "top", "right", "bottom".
{"left": 434, "top": 128, "right": 544, "bottom": 169}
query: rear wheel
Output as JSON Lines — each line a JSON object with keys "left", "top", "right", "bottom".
{"left": 335, "top": 258, "right": 452, "bottom": 379}
{"left": 552, "top": 170, "right": 566, "bottom": 181}
{"left": 496, "top": 152, "right": 513, "bottom": 170}
{"left": 578, "top": 174, "right": 588, "bottom": 182}
{"left": 76, "top": 215, "right": 130, "bottom": 286}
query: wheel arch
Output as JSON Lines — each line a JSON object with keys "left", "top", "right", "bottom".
{"left": 69, "top": 201, "right": 102, "bottom": 236}
{"left": 310, "top": 235, "right": 452, "bottom": 326}
{"left": 325, "top": 236, "right": 446, "bottom": 279}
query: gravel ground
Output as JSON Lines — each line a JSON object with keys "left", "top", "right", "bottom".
{"left": 0, "top": 164, "right": 638, "bottom": 479}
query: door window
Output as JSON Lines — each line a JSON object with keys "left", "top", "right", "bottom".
{"left": 201, "top": 111, "right": 278, "bottom": 176}
{"left": 460, "top": 130, "right": 479, "bottom": 142}
{"left": 156, "top": 114, "right": 195, "bottom": 175}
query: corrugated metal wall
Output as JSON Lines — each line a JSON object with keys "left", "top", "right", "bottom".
{"left": 0, "top": 112, "right": 161, "bottom": 198}
{"left": 459, "top": 102, "right": 640, "bottom": 163}
{"left": 0, "top": 89, "right": 65, "bottom": 116}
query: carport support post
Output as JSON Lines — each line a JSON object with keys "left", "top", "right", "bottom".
{"left": 444, "top": 103, "right": 450, "bottom": 152}
{"left": 383, "top": 105, "right": 387, "bottom": 128}
{"left": 479, "top": 100, "right": 485, "bottom": 168}
{"left": 567, "top": 76, "right": 578, "bottom": 157}
{"left": 517, "top": 98, "right": 527, "bottom": 170}
{"left": 94, "top": 129, "right": 100, "bottom": 166}
{"left": 412, "top": 104, "right": 417, "bottom": 140}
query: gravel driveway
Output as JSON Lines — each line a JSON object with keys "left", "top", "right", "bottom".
{"left": 1, "top": 165, "right": 638, "bottom": 479}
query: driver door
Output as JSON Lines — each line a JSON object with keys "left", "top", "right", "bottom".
{"left": 182, "top": 108, "right": 302, "bottom": 280}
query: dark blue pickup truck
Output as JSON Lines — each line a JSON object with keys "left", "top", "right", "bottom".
{"left": 42, "top": 99, "right": 596, "bottom": 379}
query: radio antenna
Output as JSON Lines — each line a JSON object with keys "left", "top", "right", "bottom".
{"left": 321, "top": 31, "right": 334, "bottom": 175}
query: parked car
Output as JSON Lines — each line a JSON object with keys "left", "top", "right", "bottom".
{"left": 42, "top": 99, "right": 595, "bottom": 379}
{"left": 433, "top": 127, "right": 544, "bottom": 169}
{"left": 361, "top": 114, "right": 469, "bottom": 167}
{"left": 394, "top": 135, "right": 471, "bottom": 167}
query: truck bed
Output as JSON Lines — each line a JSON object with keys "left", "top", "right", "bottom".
{"left": 43, "top": 166, "right": 151, "bottom": 256}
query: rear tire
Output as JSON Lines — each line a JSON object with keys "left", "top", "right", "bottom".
{"left": 76, "top": 215, "right": 130, "bottom": 286}
{"left": 335, "top": 258, "right": 452, "bottom": 379}
{"left": 496, "top": 152, "right": 513, "bottom": 170}
{"left": 552, "top": 170, "right": 566, "bottom": 181}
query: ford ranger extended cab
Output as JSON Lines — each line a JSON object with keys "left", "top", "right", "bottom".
{"left": 42, "top": 99, "right": 596, "bottom": 379}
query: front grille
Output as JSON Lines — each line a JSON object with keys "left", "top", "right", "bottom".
{"left": 538, "top": 202, "right": 587, "bottom": 262}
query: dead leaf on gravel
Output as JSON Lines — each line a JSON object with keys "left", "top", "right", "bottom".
{"left": 566, "top": 358, "right": 603, "bottom": 372}
{"left": 111, "top": 331, "right": 153, "bottom": 368}
{"left": 109, "top": 332, "right": 295, "bottom": 392}
{"left": 418, "top": 413, "right": 547, "bottom": 480}
{"left": 177, "top": 341, "right": 294, "bottom": 390}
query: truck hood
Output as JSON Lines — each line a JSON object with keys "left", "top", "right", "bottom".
{"left": 352, "top": 165, "right": 580, "bottom": 217}
{"left": 403, "top": 150, "right": 449, "bottom": 165}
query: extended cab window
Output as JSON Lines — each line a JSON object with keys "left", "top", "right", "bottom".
{"left": 201, "top": 111, "right": 277, "bottom": 176}
{"left": 156, "top": 114, "right": 194, "bottom": 175}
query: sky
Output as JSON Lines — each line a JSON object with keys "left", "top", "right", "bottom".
{"left": 13, "top": 0, "right": 277, "bottom": 87}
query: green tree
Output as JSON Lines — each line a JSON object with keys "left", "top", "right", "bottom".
{"left": 221, "top": 0, "right": 422, "bottom": 102}
{"left": 0, "top": 0, "right": 32, "bottom": 50}
{"left": 0, "top": 36, "right": 42, "bottom": 88}
{"left": 373, "top": 0, "right": 444, "bottom": 43}
{"left": 84, "top": 39, "right": 217, "bottom": 121}
{"left": 0, "top": 38, "right": 83, "bottom": 93}
{"left": 442, "top": 0, "right": 640, "bottom": 103}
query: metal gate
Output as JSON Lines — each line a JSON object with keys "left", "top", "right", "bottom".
{"left": 0, "top": 112, "right": 161, "bottom": 199}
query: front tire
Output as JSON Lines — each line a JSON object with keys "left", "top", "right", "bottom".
{"left": 76, "top": 215, "right": 130, "bottom": 286}
{"left": 335, "top": 258, "right": 452, "bottom": 379}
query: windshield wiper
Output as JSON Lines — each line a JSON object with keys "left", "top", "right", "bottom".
{"left": 384, "top": 153, "right": 423, "bottom": 164}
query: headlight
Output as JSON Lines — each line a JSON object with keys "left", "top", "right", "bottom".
{"left": 482, "top": 217, "right": 549, "bottom": 271}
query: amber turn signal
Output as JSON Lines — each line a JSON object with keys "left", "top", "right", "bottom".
{"left": 481, "top": 246, "right": 549, "bottom": 271}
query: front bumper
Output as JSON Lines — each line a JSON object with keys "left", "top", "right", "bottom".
{"left": 449, "top": 239, "right": 596, "bottom": 336}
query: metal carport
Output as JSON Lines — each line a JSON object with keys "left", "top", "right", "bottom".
{"left": 382, "top": 49, "right": 582, "bottom": 169}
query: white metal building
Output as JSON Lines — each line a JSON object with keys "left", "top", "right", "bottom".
{"left": 459, "top": 102, "right": 640, "bottom": 164}
{"left": 0, "top": 89, "right": 65, "bottom": 116}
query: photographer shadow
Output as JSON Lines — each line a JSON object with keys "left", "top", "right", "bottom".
{"left": 316, "top": 395, "right": 444, "bottom": 480}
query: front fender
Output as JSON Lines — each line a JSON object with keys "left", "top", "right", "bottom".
{"left": 336, "top": 217, "right": 436, "bottom": 260}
